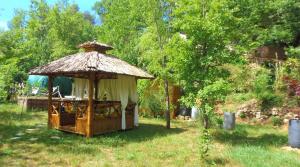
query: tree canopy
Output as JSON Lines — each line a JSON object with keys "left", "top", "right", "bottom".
{"left": 0, "top": 0, "right": 96, "bottom": 100}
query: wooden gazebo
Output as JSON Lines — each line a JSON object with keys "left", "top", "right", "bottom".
{"left": 30, "top": 41, "right": 153, "bottom": 137}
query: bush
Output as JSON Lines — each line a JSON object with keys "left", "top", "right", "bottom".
{"left": 229, "top": 93, "right": 256, "bottom": 103}
{"left": 214, "top": 116, "right": 223, "bottom": 128}
{"left": 271, "top": 116, "right": 283, "bottom": 126}
{"left": 138, "top": 80, "right": 165, "bottom": 117}
{"left": 239, "top": 112, "right": 246, "bottom": 119}
{"left": 286, "top": 97, "right": 299, "bottom": 107}
{"left": 250, "top": 118, "right": 258, "bottom": 124}
{"left": 253, "top": 69, "right": 272, "bottom": 96}
{"left": 260, "top": 92, "right": 283, "bottom": 111}
{"left": 253, "top": 69, "right": 283, "bottom": 110}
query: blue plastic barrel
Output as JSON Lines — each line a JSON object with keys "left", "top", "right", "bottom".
{"left": 288, "top": 119, "right": 300, "bottom": 148}
{"left": 223, "top": 112, "right": 235, "bottom": 130}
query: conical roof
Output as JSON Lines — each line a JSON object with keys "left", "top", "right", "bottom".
{"left": 30, "top": 42, "right": 153, "bottom": 79}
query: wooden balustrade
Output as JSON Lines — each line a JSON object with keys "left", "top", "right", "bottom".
{"left": 49, "top": 99, "right": 136, "bottom": 135}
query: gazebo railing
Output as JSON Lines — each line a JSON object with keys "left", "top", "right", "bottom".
{"left": 49, "top": 99, "right": 136, "bottom": 135}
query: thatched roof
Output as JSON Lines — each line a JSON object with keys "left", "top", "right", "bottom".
{"left": 30, "top": 51, "right": 153, "bottom": 79}
{"left": 78, "top": 41, "right": 113, "bottom": 53}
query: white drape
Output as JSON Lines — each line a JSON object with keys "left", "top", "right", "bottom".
{"left": 72, "top": 75, "right": 139, "bottom": 129}
{"left": 97, "top": 79, "right": 120, "bottom": 101}
{"left": 129, "top": 78, "right": 139, "bottom": 126}
{"left": 118, "top": 76, "right": 129, "bottom": 130}
{"left": 72, "top": 78, "right": 88, "bottom": 99}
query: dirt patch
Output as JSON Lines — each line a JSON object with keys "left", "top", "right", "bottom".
{"left": 281, "top": 146, "right": 300, "bottom": 154}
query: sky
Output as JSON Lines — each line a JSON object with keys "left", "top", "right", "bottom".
{"left": 0, "top": 0, "right": 99, "bottom": 30}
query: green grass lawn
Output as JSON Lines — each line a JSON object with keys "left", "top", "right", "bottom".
{"left": 0, "top": 104, "right": 299, "bottom": 167}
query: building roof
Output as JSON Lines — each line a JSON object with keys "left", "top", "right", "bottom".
{"left": 249, "top": 45, "right": 287, "bottom": 62}
{"left": 29, "top": 51, "right": 154, "bottom": 79}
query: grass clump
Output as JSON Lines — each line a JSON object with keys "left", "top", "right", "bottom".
{"left": 271, "top": 116, "right": 283, "bottom": 126}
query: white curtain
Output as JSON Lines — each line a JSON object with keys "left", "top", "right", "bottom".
{"left": 118, "top": 75, "right": 129, "bottom": 129}
{"left": 72, "top": 78, "right": 88, "bottom": 99}
{"left": 71, "top": 75, "right": 140, "bottom": 129}
{"left": 97, "top": 79, "right": 120, "bottom": 101}
{"left": 94, "top": 75, "right": 139, "bottom": 129}
{"left": 129, "top": 78, "right": 139, "bottom": 126}
{"left": 98, "top": 79, "right": 111, "bottom": 100}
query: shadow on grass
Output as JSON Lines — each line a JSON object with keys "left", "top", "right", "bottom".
{"left": 100, "top": 123, "right": 186, "bottom": 142}
{"left": 213, "top": 124, "right": 287, "bottom": 147}
{"left": 0, "top": 104, "right": 186, "bottom": 156}
{"left": 0, "top": 110, "right": 45, "bottom": 122}
{"left": 0, "top": 122, "right": 186, "bottom": 155}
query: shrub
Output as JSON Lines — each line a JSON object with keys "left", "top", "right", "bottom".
{"left": 251, "top": 118, "right": 258, "bottom": 124}
{"left": 214, "top": 116, "right": 223, "bottom": 128}
{"left": 138, "top": 80, "right": 165, "bottom": 117}
{"left": 271, "top": 116, "right": 283, "bottom": 126}
{"left": 239, "top": 112, "right": 246, "bottom": 119}
{"left": 253, "top": 69, "right": 283, "bottom": 110}
{"left": 286, "top": 97, "right": 299, "bottom": 107}
{"left": 253, "top": 69, "right": 272, "bottom": 96}
{"left": 260, "top": 92, "right": 283, "bottom": 111}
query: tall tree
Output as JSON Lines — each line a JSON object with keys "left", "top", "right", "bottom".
{"left": 0, "top": 0, "right": 96, "bottom": 101}
{"left": 93, "top": 0, "right": 148, "bottom": 65}
{"left": 141, "top": 0, "right": 173, "bottom": 128}
{"left": 94, "top": 0, "right": 174, "bottom": 128}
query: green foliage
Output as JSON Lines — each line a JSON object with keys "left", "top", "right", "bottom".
{"left": 137, "top": 80, "right": 165, "bottom": 117}
{"left": 224, "top": 93, "right": 256, "bottom": 105}
{"left": 253, "top": 69, "right": 272, "bottom": 96}
{"left": 286, "top": 97, "right": 300, "bottom": 107}
{"left": 283, "top": 58, "right": 300, "bottom": 80}
{"left": 239, "top": 112, "right": 246, "bottom": 119}
{"left": 260, "top": 92, "right": 284, "bottom": 111}
{"left": 94, "top": 0, "right": 300, "bottom": 116}
{"left": 93, "top": 0, "right": 149, "bottom": 64}
{"left": 223, "top": 64, "right": 260, "bottom": 93}
{"left": 271, "top": 116, "right": 283, "bottom": 126}
{"left": 0, "top": 0, "right": 96, "bottom": 101}
{"left": 252, "top": 69, "right": 284, "bottom": 110}
{"left": 199, "top": 128, "right": 211, "bottom": 160}
{"left": 214, "top": 117, "right": 224, "bottom": 128}
{"left": 197, "top": 79, "right": 231, "bottom": 105}
{"left": 196, "top": 79, "right": 232, "bottom": 127}
{"left": 250, "top": 118, "right": 258, "bottom": 124}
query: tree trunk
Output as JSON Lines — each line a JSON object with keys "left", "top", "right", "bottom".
{"left": 203, "top": 114, "right": 209, "bottom": 129}
{"left": 47, "top": 76, "right": 53, "bottom": 129}
{"left": 153, "top": 1, "right": 171, "bottom": 128}
{"left": 164, "top": 78, "right": 171, "bottom": 129}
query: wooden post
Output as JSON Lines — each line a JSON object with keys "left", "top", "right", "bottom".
{"left": 94, "top": 79, "right": 98, "bottom": 100}
{"left": 86, "top": 72, "right": 95, "bottom": 137}
{"left": 48, "top": 76, "right": 53, "bottom": 129}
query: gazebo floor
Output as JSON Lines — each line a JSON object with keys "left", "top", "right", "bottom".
{"left": 58, "top": 125, "right": 76, "bottom": 133}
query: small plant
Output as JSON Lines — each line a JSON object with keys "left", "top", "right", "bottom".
{"left": 271, "top": 116, "right": 283, "bottom": 126}
{"left": 199, "top": 128, "right": 211, "bottom": 159}
{"left": 215, "top": 116, "right": 223, "bottom": 128}
{"left": 251, "top": 118, "right": 258, "bottom": 124}
{"left": 239, "top": 112, "right": 246, "bottom": 119}
{"left": 195, "top": 79, "right": 231, "bottom": 160}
